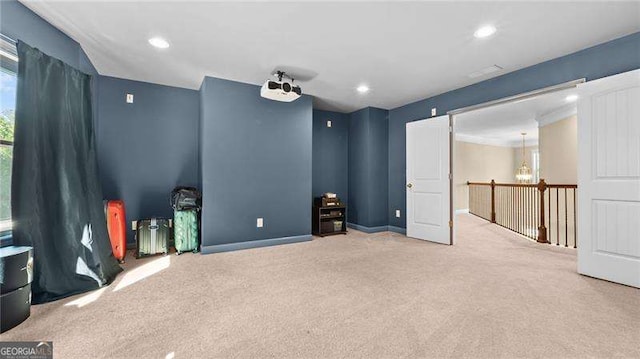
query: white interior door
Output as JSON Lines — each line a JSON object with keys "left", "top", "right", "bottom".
{"left": 406, "top": 116, "right": 451, "bottom": 245}
{"left": 577, "top": 69, "right": 640, "bottom": 288}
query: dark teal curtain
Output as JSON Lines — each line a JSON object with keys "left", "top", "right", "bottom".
{"left": 12, "top": 41, "right": 121, "bottom": 303}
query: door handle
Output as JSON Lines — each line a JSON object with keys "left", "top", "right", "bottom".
{"left": 406, "top": 183, "right": 413, "bottom": 188}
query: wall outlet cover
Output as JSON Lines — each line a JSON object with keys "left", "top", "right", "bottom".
{"left": 126, "top": 93, "right": 134, "bottom": 103}
{"left": 327, "top": 120, "right": 332, "bottom": 128}
{"left": 396, "top": 210, "right": 401, "bottom": 218}
{"left": 257, "top": 218, "right": 264, "bottom": 228}
{"left": 431, "top": 108, "right": 437, "bottom": 117}
{"left": 131, "top": 220, "right": 137, "bottom": 231}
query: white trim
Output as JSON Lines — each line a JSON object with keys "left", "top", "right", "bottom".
{"left": 455, "top": 133, "right": 512, "bottom": 147}
{"left": 455, "top": 133, "right": 538, "bottom": 148}
{"left": 536, "top": 103, "right": 577, "bottom": 127}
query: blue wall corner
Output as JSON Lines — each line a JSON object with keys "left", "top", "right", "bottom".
{"left": 348, "top": 107, "right": 389, "bottom": 228}
{"left": 97, "top": 76, "right": 200, "bottom": 243}
{"left": 200, "top": 77, "right": 313, "bottom": 247}
{"left": 312, "top": 109, "right": 349, "bottom": 204}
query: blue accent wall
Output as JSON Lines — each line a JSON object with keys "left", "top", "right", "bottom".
{"left": 348, "top": 107, "right": 389, "bottom": 228}
{"left": 199, "top": 77, "right": 312, "bottom": 248}
{"left": 388, "top": 32, "right": 640, "bottom": 228}
{"left": 97, "top": 76, "right": 200, "bottom": 243}
{"left": 312, "top": 110, "right": 348, "bottom": 204}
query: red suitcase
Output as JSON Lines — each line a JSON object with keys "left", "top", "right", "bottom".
{"left": 105, "top": 200, "right": 127, "bottom": 263}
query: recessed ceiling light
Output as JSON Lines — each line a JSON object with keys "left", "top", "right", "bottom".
{"left": 474, "top": 25, "right": 497, "bottom": 39}
{"left": 565, "top": 94, "right": 578, "bottom": 102}
{"left": 357, "top": 85, "right": 369, "bottom": 93}
{"left": 148, "top": 37, "right": 170, "bottom": 49}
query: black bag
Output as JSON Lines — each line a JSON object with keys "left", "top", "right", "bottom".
{"left": 170, "top": 187, "right": 202, "bottom": 210}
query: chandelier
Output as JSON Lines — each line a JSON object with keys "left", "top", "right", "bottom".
{"left": 515, "top": 132, "right": 532, "bottom": 183}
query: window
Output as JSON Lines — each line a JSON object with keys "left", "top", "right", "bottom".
{"left": 0, "top": 35, "right": 17, "bottom": 235}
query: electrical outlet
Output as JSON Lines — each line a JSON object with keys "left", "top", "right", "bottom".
{"left": 257, "top": 218, "right": 264, "bottom": 228}
{"left": 126, "top": 93, "right": 134, "bottom": 103}
{"left": 327, "top": 120, "right": 332, "bottom": 128}
{"left": 431, "top": 107, "right": 437, "bottom": 117}
{"left": 131, "top": 220, "right": 137, "bottom": 231}
{"left": 396, "top": 210, "right": 401, "bottom": 218}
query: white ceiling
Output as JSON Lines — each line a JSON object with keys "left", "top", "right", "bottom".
{"left": 454, "top": 87, "right": 578, "bottom": 147}
{"left": 20, "top": 1, "right": 640, "bottom": 113}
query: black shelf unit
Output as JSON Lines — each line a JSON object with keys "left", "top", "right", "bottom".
{"left": 312, "top": 205, "right": 347, "bottom": 237}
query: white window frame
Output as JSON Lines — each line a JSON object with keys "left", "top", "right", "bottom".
{"left": 0, "top": 34, "right": 17, "bottom": 236}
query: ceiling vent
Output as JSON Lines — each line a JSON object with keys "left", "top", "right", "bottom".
{"left": 468, "top": 65, "right": 503, "bottom": 78}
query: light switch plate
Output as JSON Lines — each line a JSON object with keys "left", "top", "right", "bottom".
{"left": 396, "top": 210, "right": 401, "bottom": 218}
{"left": 327, "top": 120, "right": 332, "bottom": 128}
{"left": 431, "top": 108, "right": 437, "bottom": 117}
{"left": 126, "top": 93, "right": 134, "bottom": 103}
{"left": 257, "top": 218, "right": 263, "bottom": 228}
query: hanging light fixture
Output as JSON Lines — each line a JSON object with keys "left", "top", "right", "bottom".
{"left": 515, "top": 132, "right": 532, "bottom": 183}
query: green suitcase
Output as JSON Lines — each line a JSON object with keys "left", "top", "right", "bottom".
{"left": 174, "top": 209, "right": 199, "bottom": 254}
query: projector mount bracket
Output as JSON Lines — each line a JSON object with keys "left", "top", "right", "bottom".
{"left": 275, "top": 70, "right": 295, "bottom": 83}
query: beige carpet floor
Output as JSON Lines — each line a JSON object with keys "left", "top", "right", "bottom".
{"left": 2, "top": 213, "right": 639, "bottom": 358}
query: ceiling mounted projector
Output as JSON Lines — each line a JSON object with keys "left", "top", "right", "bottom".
{"left": 260, "top": 71, "right": 302, "bottom": 102}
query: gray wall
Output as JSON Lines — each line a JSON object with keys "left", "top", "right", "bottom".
{"left": 348, "top": 107, "right": 389, "bottom": 228}
{"left": 199, "top": 77, "right": 313, "bottom": 250}
{"left": 97, "top": 76, "right": 200, "bottom": 243}
{"left": 388, "top": 31, "right": 640, "bottom": 229}
{"left": 312, "top": 110, "right": 349, "bottom": 203}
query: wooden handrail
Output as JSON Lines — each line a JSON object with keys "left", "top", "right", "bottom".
{"left": 467, "top": 179, "right": 578, "bottom": 247}
{"left": 468, "top": 181, "right": 577, "bottom": 189}
{"left": 546, "top": 184, "right": 578, "bottom": 189}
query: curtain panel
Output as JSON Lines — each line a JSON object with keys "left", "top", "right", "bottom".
{"left": 12, "top": 41, "right": 121, "bottom": 303}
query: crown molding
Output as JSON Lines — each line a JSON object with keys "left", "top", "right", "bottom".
{"left": 536, "top": 104, "right": 577, "bottom": 128}
{"left": 455, "top": 134, "right": 538, "bottom": 148}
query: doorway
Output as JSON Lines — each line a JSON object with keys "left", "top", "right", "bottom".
{"left": 452, "top": 86, "right": 578, "bottom": 248}
{"left": 406, "top": 70, "right": 639, "bottom": 287}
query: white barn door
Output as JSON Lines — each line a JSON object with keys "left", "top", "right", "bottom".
{"left": 406, "top": 116, "right": 451, "bottom": 245}
{"left": 577, "top": 69, "right": 640, "bottom": 288}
